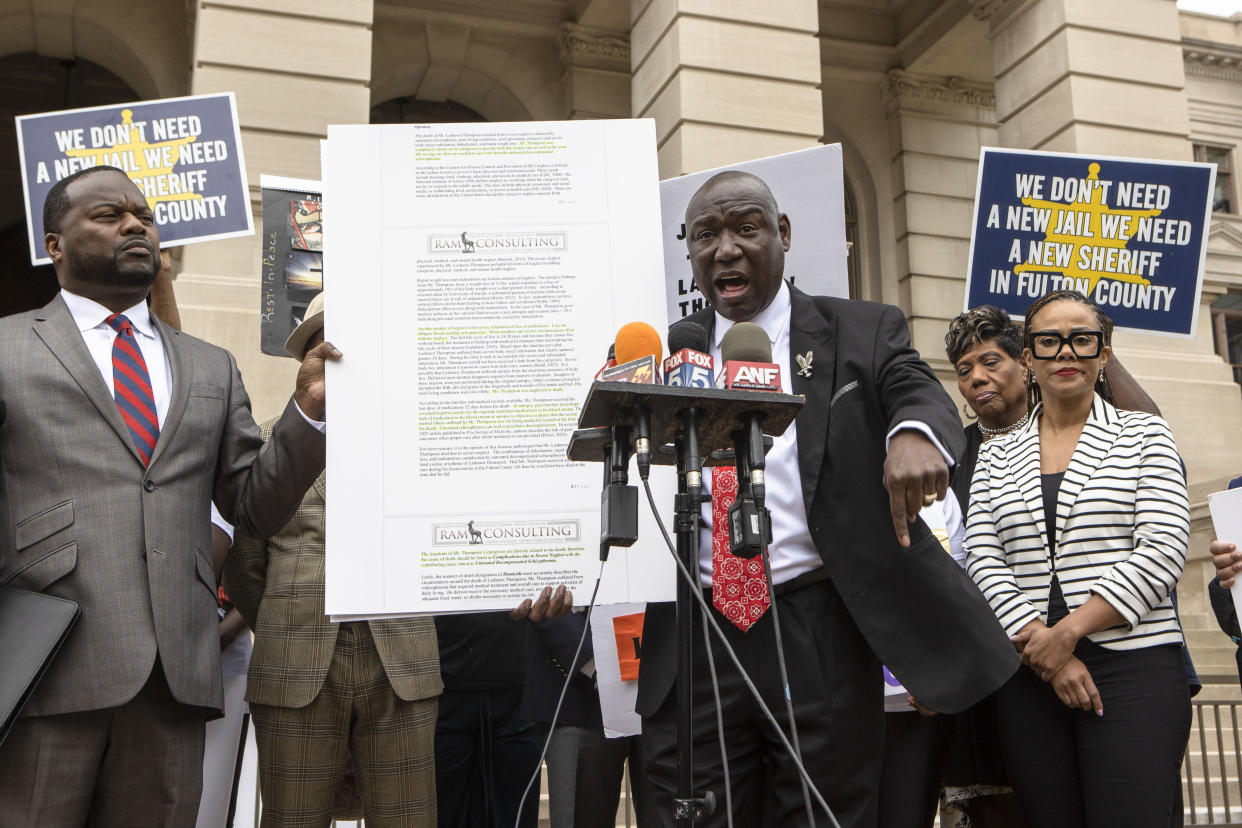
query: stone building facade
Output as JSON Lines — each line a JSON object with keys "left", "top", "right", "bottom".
{"left": 1, "top": 0, "right": 1240, "bottom": 680}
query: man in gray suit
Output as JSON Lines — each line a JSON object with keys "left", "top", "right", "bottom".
{"left": 0, "top": 166, "right": 336, "bottom": 826}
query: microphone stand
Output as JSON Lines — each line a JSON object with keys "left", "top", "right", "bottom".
{"left": 672, "top": 405, "right": 712, "bottom": 826}
{"left": 567, "top": 381, "right": 804, "bottom": 827}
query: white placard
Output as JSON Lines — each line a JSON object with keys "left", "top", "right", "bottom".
{"left": 322, "top": 120, "right": 676, "bottom": 617}
{"left": 590, "top": 602, "right": 646, "bottom": 738}
{"left": 1208, "top": 486, "right": 1242, "bottom": 629}
{"left": 660, "top": 144, "right": 849, "bottom": 323}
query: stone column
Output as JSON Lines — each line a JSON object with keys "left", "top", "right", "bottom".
{"left": 883, "top": 70, "right": 999, "bottom": 364}
{"left": 561, "top": 24, "right": 632, "bottom": 119}
{"left": 629, "top": 0, "right": 823, "bottom": 178}
{"left": 178, "top": 0, "right": 374, "bottom": 420}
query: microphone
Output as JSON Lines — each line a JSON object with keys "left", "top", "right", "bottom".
{"left": 594, "top": 343, "right": 616, "bottom": 380}
{"left": 597, "top": 321, "right": 663, "bottom": 556}
{"left": 602, "top": 321, "right": 662, "bottom": 481}
{"left": 719, "top": 322, "right": 778, "bottom": 557}
{"left": 663, "top": 321, "right": 714, "bottom": 388}
{"left": 602, "top": 321, "right": 662, "bottom": 384}
{"left": 717, "top": 322, "right": 780, "bottom": 391}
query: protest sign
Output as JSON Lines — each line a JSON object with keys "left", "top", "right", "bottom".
{"left": 259, "top": 176, "right": 323, "bottom": 357}
{"left": 965, "top": 148, "right": 1215, "bottom": 337}
{"left": 660, "top": 144, "right": 849, "bottom": 323}
{"left": 16, "top": 92, "right": 253, "bottom": 265}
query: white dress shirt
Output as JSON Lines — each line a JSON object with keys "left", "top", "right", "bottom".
{"left": 61, "top": 289, "right": 171, "bottom": 427}
{"left": 699, "top": 282, "right": 820, "bottom": 586}
{"left": 698, "top": 282, "right": 952, "bottom": 586}
{"left": 61, "top": 289, "right": 327, "bottom": 434}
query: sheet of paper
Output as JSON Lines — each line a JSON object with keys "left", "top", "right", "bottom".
{"left": 322, "top": 120, "right": 675, "bottom": 616}
{"left": 591, "top": 603, "right": 645, "bottom": 738}
{"left": 1208, "top": 486, "right": 1242, "bottom": 629}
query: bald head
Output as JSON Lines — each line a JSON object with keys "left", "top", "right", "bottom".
{"left": 685, "top": 171, "right": 780, "bottom": 226}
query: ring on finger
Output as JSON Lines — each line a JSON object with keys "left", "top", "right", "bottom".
{"left": 921, "top": 492, "right": 936, "bottom": 507}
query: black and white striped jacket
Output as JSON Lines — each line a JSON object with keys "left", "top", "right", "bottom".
{"left": 965, "top": 395, "right": 1189, "bottom": 650}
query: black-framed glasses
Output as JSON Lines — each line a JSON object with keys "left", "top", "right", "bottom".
{"left": 1028, "top": 330, "right": 1104, "bottom": 359}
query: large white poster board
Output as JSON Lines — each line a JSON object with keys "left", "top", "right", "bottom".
{"left": 322, "top": 120, "right": 676, "bottom": 617}
{"left": 660, "top": 144, "right": 849, "bottom": 322}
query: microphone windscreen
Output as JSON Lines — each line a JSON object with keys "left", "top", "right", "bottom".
{"left": 614, "top": 322, "right": 664, "bottom": 365}
{"left": 667, "top": 320, "right": 710, "bottom": 355}
{"left": 720, "top": 322, "right": 772, "bottom": 364}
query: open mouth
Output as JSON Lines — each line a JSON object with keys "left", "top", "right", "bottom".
{"left": 714, "top": 274, "right": 748, "bottom": 300}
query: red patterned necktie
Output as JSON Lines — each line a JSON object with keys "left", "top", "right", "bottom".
{"left": 711, "top": 465, "right": 770, "bottom": 631}
{"left": 106, "top": 314, "right": 160, "bottom": 465}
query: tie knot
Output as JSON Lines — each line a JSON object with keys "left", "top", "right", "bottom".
{"left": 106, "top": 313, "right": 133, "bottom": 336}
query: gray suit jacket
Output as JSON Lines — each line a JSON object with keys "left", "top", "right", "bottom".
{"left": 0, "top": 295, "right": 324, "bottom": 716}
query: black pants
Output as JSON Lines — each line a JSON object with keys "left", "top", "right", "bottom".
{"left": 434, "top": 686, "right": 542, "bottom": 828}
{"left": 541, "top": 723, "right": 652, "bottom": 828}
{"left": 641, "top": 579, "right": 883, "bottom": 828}
{"left": 878, "top": 711, "right": 955, "bottom": 828}
{"left": 995, "top": 640, "right": 1190, "bottom": 828}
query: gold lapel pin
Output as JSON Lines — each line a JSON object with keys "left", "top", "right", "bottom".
{"left": 796, "top": 351, "right": 814, "bottom": 378}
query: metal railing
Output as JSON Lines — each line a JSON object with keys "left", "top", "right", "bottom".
{"left": 1185, "top": 699, "right": 1242, "bottom": 826}
{"left": 228, "top": 700, "right": 1238, "bottom": 827}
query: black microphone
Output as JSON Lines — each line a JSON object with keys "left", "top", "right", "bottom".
{"left": 720, "top": 322, "right": 778, "bottom": 556}
{"left": 663, "top": 321, "right": 714, "bottom": 388}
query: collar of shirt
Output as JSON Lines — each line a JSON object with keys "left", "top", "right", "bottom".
{"left": 711, "top": 280, "right": 791, "bottom": 357}
{"left": 61, "top": 288, "right": 159, "bottom": 342}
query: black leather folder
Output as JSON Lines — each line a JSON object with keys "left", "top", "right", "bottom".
{"left": 0, "top": 585, "right": 80, "bottom": 745}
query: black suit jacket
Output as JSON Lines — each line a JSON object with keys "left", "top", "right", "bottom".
{"left": 637, "top": 286, "right": 1018, "bottom": 716}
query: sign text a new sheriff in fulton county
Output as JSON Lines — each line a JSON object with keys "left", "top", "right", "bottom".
{"left": 16, "top": 92, "right": 253, "bottom": 266}
{"left": 965, "top": 148, "right": 1215, "bottom": 337}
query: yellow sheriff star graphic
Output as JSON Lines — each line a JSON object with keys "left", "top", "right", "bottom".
{"left": 65, "top": 108, "right": 203, "bottom": 209}
{"left": 1013, "top": 162, "right": 1160, "bottom": 295}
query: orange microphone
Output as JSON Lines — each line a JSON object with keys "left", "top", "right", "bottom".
{"left": 602, "top": 321, "right": 663, "bottom": 384}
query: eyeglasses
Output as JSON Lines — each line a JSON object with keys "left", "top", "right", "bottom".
{"left": 1028, "top": 330, "right": 1104, "bottom": 360}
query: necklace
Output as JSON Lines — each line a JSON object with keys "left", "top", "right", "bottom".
{"left": 978, "top": 410, "right": 1030, "bottom": 439}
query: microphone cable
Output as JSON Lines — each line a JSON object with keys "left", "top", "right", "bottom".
{"left": 758, "top": 540, "right": 816, "bottom": 827}
{"left": 700, "top": 598, "right": 734, "bottom": 827}
{"left": 640, "top": 476, "right": 842, "bottom": 828}
{"left": 513, "top": 560, "right": 605, "bottom": 828}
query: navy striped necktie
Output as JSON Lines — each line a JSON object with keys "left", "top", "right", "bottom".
{"left": 106, "top": 313, "right": 160, "bottom": 465}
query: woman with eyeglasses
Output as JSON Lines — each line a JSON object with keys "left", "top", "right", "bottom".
{"left": 963, "top": 290, "right": 1191, "bottom": 827}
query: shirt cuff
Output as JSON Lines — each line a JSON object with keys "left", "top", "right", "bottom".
{"left": 886, "top": 420, "right": 954, "bottom": 468}
{"left": 295, "top": 400, "right": 327, "bottom": 434}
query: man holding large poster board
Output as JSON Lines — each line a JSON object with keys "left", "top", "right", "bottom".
{"left": 0, "top": 166, "right": 332, "bottom": 825}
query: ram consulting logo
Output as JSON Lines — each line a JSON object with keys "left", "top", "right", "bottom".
{"left": 428, "top": 230, "right": 568, "bottom": 254}
{"left": 433, "top": 518, "right": 582, "bottom": 546}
